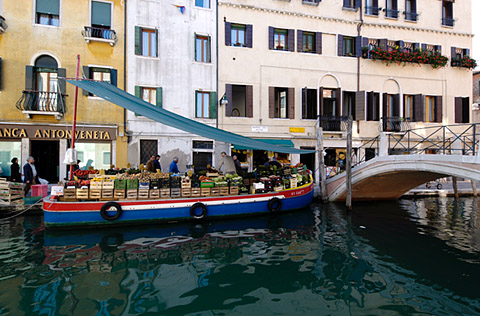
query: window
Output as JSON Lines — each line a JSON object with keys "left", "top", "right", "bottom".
{"left": 195, "top": 35, "right": 211, "bottom": 63}
{"left": 365, "top": 0, "right": 379, "bottom": 15}
{"left": 35, "top": 0, "right": 59, "bottom": 26}
{"left": 75, "top": 143, "right": 111, "bottom": 170}
{"left": 385, "top": 94, "right": 395, "bottom": 116}
{"left": 455, "top": 97, "right": 469, "bottom": 123}
{"left": 142, "top": 87, "right": 157, "bottom": 105}
{"left": 366, "top": 92, "right": 380, "bottom": 121}
{"left": 140, "top": 140, "right": 157, "bottom": 165}
{"left": 275, "top": 88, "right": 288, "bottom": 118}
{"left": 302, "top": 88, "right": 317, "bottom": 120}
{"left": 231, "top": 24, "right": 246, "bottom": 47}
{"left": 135, "top": 28, "right": 157, "bottom": 57}
{"left": 425, "top": 96, "right": 436, "bottom": 122}
{"left": 405, "top": 0, "right": 417, "bottom": 21}
{"left": 343, "top": 36, "right": 355, "bottom": 57}
{"left": 0, "top": 142, "right": 21, "bottom": 177}
{"left": 404, "top": 95, "right": 414, "bottom": 120}
{"left": 343, "top": 0, "right": 358, "bottom": 9}
{"left": 302, "top": 32, "right": 315, "bottom": 53}
{"left": 195, "top": 0, "right": 210, "bottom": 9}
{"left": 196, "top": 91, "right": 216, "bottom": 119}
{"left": 231, "top": 85, "right": 246, "bottom": 117}
{"left": 91, "top": 1, "right": 112, "bottom": 30}
{"left": 274, "top": 29, "right": 287, "bottom": 51}
{"left": 385, "top": 0, "right": 398, "bottom": 18}
{"left": 82, "top": 66, "right": 117, "bottom": 96}
{"left": 343, "top": 91, "right": 355, "bottom": 120}
{"left": 193, "top": 140, "right": 213, "bottom": 173}
{"left": 442, "top": 0, "right": 454, "bottom": 26}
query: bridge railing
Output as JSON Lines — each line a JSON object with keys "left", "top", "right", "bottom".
{"left": 387, "top": 123, "right": 479, "bottom": 156}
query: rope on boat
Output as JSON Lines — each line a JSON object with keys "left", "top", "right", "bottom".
{"left": 0, "top": 199, "right": 44, "bottom": 221}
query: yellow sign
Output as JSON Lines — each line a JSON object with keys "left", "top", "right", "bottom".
{"left": 289, "top": 127, "right": 305, "bottom": 133}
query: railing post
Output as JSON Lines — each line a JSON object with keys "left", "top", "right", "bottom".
{"left": 443, "top": 126, "right": 446, "bottom": 155}
{"left": 473, "top": 124, "right": 476, "bottom": 156}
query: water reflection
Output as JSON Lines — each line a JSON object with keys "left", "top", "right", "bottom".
{"left": 0, "top": 198, "right": 479, "bottom": 315}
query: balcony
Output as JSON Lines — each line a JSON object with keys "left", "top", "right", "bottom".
{"left": 365, "top": 6, "right": 379, "bottom": 16}
{"left": 319, "top": 115, "right": 349, "bottom": 132}
{"left": 404, "top": 11, "right": 418, "bottom": 22}
{"left": 385, "top": 9, "right": 399, "bottom": 19}
{"left": 442, "top": 17, "right": 454, "bottom": 27}
{"left": 0, "top": 16, "right": 7, "bottom": 34}
{"left": 381, "top": 117, "right": 410, "bottom": 132}
{"left": 16, "top": 90, "right": 66, "bottom": 120}
{"left": 82, "top": 26, "right": 117, "bottom": 46}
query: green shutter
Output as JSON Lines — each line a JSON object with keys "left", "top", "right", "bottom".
{"left": 194, "top": 33, "right": 197, "bottom": 61}
{"left": 91, "top": 1, "right": 111, "bottom": 27}
{"left": 36, "top": 0, "right": 59, "bottom": 15}
{"left": 135, "top": 86, "right": 142, "bottom": 116}
{"left": 135, "top": 26, "right": 142, "bottom": 55}
{"left": 207, "top": 36, "right": 211, "bottom": 63}
{"left": 156, "top": 87, "right": 163, "bottom": 108}
{"left": 209, "top": 91, "right": 217, "bottom": 119}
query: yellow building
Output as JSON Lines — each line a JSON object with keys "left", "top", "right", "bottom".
{"left": 0, "top": 0, "right": 127, "bottom": 182}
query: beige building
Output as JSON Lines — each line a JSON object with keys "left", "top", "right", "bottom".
{"left": 218, "top": 0, "right": 474, "bottom": 174}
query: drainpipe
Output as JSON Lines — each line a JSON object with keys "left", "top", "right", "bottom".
{"left": 123, "top": 0, "right": 128, "bottom": 137}
{"left": 356, "top": 0, "right": 364, "bottom": 134}
{"left": 215, "top": 0, "right": 219, "bottom": 129}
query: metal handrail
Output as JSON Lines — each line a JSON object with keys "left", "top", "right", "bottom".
{"left": 318, "top": 115, "right": 349, "bottom": 132}
{"left": 16, "top": 90, "right": 66, "bottom": 114}
{"left": 385, "top": 9, "right": 399, "bottom": 18}
{"left": 404, "top": 11, "right": 418, "bottom": 21}
{"left": 82, "top": 26, "right": 117, "bottom": 42}
{"left": 365, "top": 6, "right": 379, "bottom": 15}
{"left": 380, "top": 117, "right": 411, "bottom": 132}
{"left": 442, "top": 17, "right": 455, "bottom": 27}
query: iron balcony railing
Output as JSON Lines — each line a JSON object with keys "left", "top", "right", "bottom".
{"left": 404, "top": 11, "right": 418, "bottom": 22}
{"left": 385, "top": 9, "right": 399, "bottom": 18}
{"left": 82, "top": 26, "right": 117, "bottom": 43}
{"left": 318, "top": 115, "right": 349, "bottom": 132}
{"left": 442, "top": 17, "right": 454, "bottom": 27}
{"left": 0, "top": 15, "right": 7, "bottom": 33}
{"left": 16, "top": 90, "right": 66, "bottom": 114}
{"left": 365, "top": 6, "right": 379, "bottom": 15}
{"left": 381, "top": 117, "right": 411, "bottom": 133}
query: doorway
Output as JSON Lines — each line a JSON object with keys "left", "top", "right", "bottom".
{"left": 30, "top": 140, "right": 59, "bottom": 183}
{"left": 300, "top": 147, "right": 316, "bottom": 182}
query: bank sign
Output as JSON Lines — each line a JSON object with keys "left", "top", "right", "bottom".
{"left": 0, "top": 124, "right": 117, "bottom": 140}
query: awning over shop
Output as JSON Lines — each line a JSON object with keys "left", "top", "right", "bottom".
{"left": 66, "top": 79, "right": 316, "bottom": 154}
{"left": 233, "top": 139, "right": 294, "bottom": 151}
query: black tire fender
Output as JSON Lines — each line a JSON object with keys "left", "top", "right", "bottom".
{"left": 190, "top": 202, "right": 207, "bottom": 220}
{"left": 100, "top": 202, "right": 123, "bottom": 221}
{"left": 268, "top": 197, "right": 282, "bottom": 213}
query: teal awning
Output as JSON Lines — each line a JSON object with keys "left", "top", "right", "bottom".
{"left": 233, "top": 139, "right": 294, "bottom": 151}
{"left": 66, "top": 80, "right": 316, "bottom": 154}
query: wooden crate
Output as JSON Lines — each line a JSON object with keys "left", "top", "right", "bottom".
{"left": 90, "top": 181, "right": 103, "bottom": 189}
{"left": 290, "top": 178, "right": 298, "bottom": 188}
{"left": 89, "top": 189, "right": 102, "bottom": 199}
{"left": 229, "top": 186, "right": 239, "bottom": 195}
{"left": 102, "top": 189, "right": 114, "bottom": 199}
{"left": 171, "top": 188, "right": 181, "bottom": 198}
{"left": 200, "top": 188, "right": 210, "bottom": 196}
{"left": 181, "top": 182, "right": 191, "bottom": 189}
{"left": 138, "top": 189, "right": 149, "bottom": 199}
{"left": 114, "top": 189, "right": 126, "bottom": 199}
{"left": 64, "top": 188, "right": 76, "bottom": 199}
{"left": 149, "top": 189, "right": 160, "bottom": 199}
{"left": 219, "top": 187, "right": 229, "bottom": 196}
{"left": 210, "top": 188, "right": 220, "bottom": 196}
{"left": 181, "top": 188, "right": 191, "bottom": 197}
{"left": 191, "top": 188, "right": 201, "bottom": 197}
{"left": 76, "top": 188, "right": 89, "bottom": 199}
{"left": 160, "top": 188, "right": 170, "bottom": 198}
{"left": 126, "top": 189, "right": 138, "bottom": 200}
{"left": 102, "top": 181, "right": 115, "bottom": 190}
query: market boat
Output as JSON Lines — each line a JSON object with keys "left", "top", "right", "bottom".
{"left": 43, "top": 173, "right": 314, "bottom": 228}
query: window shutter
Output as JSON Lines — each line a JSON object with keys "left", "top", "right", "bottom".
{"left": 414, "top": 94, "right": 423, "bottom": 122}
{"left": 288, "top": 29, "right": 295, "bottom": 52}
{"left": 379, "top": 39, "right": 388, "bottom": 50}
{"left": 134, "top": 26, "right": 142, "bottom": 55}
{"left": 382, "top": 93, "right": 387, "bottom": 118}
{"left": 366, "top": 91, "right": 373, "bottom": 120}
{"left": 316, "top": 32, "right": 322, "bottom": 54}
{"left": 355, "top": 91, "right": 365, "bottom": 121}
{"left": 268, "top": 27, "right": 274, "bottom": 50}
{"left": 156, "top": 87, "right": 163, "bottom": 108}
{"left": 57, "top": 68, "right": 66, "bottom": 96}
{"left": 81, "top": 66, "right": 90, "bottom": 95}
{"left": 392, "top": 0, "right": 398, "bottom": 11}
{"left": 155, "top": 29, "right": 159, "bottom": 57}
{"left": 455, "top": 97, "right": 463, "bottom": 123}
{"left": 393, "top": 94, "right": 400, "bottom": 117}
{"left": 269, "top": 87, "right": 275, "bottom": 118}
{"left": 91, "top": 1, "right": 112, "bottom": 27}
{"left": 297, "top": 30, "right": 303, "bottom": 53}
{"left": 246, "top": 24, "right": 253, "bottom": 48}
{"left": 209, "top": 91, "right": 217, "bottom": 119}
{"left": 411, "top": 0, "right": 417, "bottom": 13}
{"left": 335, "top": 88, "right": 341, "bottom": 116}
{"left": 319, "top": 87, "right": 324, "bottom": 115}
{"left": 302, "top": 88, "right": 307, "bottom": 119}
{"left": 110, "top": 69, "right": 118, "bottom": 86}
{"left": 225, "top": 22, "right": 231, "bottom": 46}
{"left": 355, "top": 36, "right": 362, "bottom": 57}
{"left": 194, "top": 33, "right": 198, "bottom": 60}
{"left": 466, "top": 49, "right": 471, "bottom": 56}
{"left": 246, "top": 85, "right": 253, "bottom": 118}
{"left": 435, "top": 45, "right": 442, "bottom": 54}
{"left": 25, "top": 66, "right": 34, "bottom": 91}
{"left": 435, "top": 96, "right": 442, "bottom": 123}
{"left": 337, "top": 35, "right": 344, "bottom": 56}
{"left": 362, "top": 37, "right": 369, "bottom": 47}
{"left": 355, "top": 0, "right": 361, "bottom": 8}
{"left": 134, "top": 86, "right": 142, "bottom": 116}
{"left": 288, "top": 88, "right": 295, "bottom": 119}
{"left": 36, "top": 0, "right": 60, "bottom": 15}
{"left": 450, "top": 46, "right": 456, "bottom": 57}
{"left": 225, "top": 84, "right": 233, "bottom": 117}
{"left": 343, "top": 0, "right": 350, "bottom": 8}
{"left": 207, "top": 36, "right": 212, "bottom": 63}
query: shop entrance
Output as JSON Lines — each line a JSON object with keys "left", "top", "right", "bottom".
{"left": 30, "top": 140, "right": 59, "bottom": 183}
{"left": 300, "top": 147, "right": 316, "bottom": 181}
{"left": 253, "top": 150, "right": 268, "bottom": 169}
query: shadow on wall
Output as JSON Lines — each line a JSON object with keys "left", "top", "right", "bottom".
{"left": 161, "top": 149, "right": 189, "bottom": 172}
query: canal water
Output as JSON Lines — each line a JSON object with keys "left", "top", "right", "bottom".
{"left": 0, "top": 197, "right": 479, "bottom": 315}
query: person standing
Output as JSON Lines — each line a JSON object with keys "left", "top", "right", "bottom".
{"left": 169, "top": 157, "right": 180, "bottom": 173}
{"left": 232, "top": 155, "right": 241, "bottom": 172}
{"left": 146, "top": 155, "right": 156, "bottom": 172}
{"left": 10, "top": 157, "right": 21, "bottom": 182}
{"left": 23, "top": 156, "right": 39, "bottom": 195}
{"left": 218, "top": 152, "right": 236, "bottom": 175}
{"left": 153, "top": 155, "right": 161, "bottom": 172}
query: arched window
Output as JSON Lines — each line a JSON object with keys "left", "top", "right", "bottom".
{"left": 34, "top": 55, "right": 58, "bottom": 93}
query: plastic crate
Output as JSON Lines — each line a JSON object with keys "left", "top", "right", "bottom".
{"left": 31, "top": 184, "right": 48, "bottom": 198}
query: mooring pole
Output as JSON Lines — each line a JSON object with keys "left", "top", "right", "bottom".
{"left": 471, "top": 179, "right": 478, "bottom": 197}
{"left": 346, "top": 116, "right": 353, "bottom": 211}
{"left": 69, "top": 54, "right": 81, "bottom": 180}
{"left": 452, "top": 176, "right": 459, "bottom": 199}
{"left": 317, "top": 127, "right": 328, "bottom": 203}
